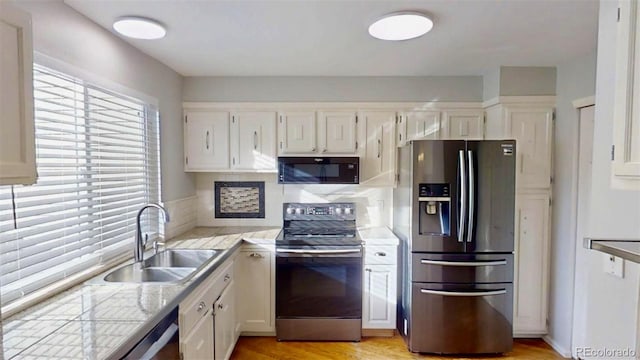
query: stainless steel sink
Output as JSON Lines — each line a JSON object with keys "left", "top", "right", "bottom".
{"left": 100, "top": 249, "right": 221, "bottom": 284}
{"left": 143, "top": 249, "right": 219, "bottom": 268}
{"left": 104, "top": 265, "right": 195, "bottom": 283}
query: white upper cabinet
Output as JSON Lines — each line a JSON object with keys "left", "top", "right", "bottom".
{"left": 404, "top": 111, "right": 441, "bottom": 142}
{"left": 318, "top": 111, "right": 357, "bottom": 154}
{"left": 184, "top": 111, "right": 230, "bottom": 170}
{"left": 506, "top": 106, "right": 553, "bottom": 190}
{"left": 278, "top": 111, "right": 317, "bottom": 154}
{"left": 612, "top": 0, "right": 640, "bottom": 188}
{"left": 230, "top": 111, "right": 276, "bottom": 170}
{"left": 0, "top": 4, "right": 36, "bottom": 185}
{"left": 359, "top": 111, "right": 396, "bottom": 186}
{"left": 441, "top": 110, "right": 484, "bottom": 140}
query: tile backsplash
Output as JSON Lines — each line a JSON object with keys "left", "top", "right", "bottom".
{"left": 196, "top": 173, "right": 392, "bottom": 228}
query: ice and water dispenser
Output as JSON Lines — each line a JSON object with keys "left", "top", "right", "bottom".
{"left": 418, "top": 183, "right": 451, "bottom": 236}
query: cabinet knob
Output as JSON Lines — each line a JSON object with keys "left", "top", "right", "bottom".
{"left": 365, "top": 268, "right": 372, "bottom": 272}
{"left": 249, "top": 252, "right": 264, "bottom": 258}
{"left": 374, "top": 252, "right": 387, "bottom": 257}
{"left": 224, "top": 274, "right": 231, "bottom": 282}
{"left": 322, "top": 149, "right": 327, "bottom": 153}
{"left": 312, "top": 147, "right": 316, "bottom": 152}
{"left": 197, "top": 301, "right": 206, "bottom": 312}
{"left": 218, "top": 303, "right": 224, "bottom": 310}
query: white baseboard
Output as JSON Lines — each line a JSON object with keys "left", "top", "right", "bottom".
{"left": 543, "top": 335, "right": 572, "bottom": 358}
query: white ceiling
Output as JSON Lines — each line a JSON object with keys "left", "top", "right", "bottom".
{"left": 64, "top": 0, "right": 599, "bottom": 77}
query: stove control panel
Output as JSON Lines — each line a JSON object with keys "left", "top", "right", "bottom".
{"left": 283, "top": 203, "right": 356, "bottom": 220}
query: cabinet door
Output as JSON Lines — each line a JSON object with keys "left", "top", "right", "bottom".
{"left": 318, "top": 111, "right": 357, "bottom": 154}
{"left": 612, "top": 0, "right": 640, "bottom": 187}
{"left": 278, "top": 111, "right": 316, "bottom": 154}
{"left": 184, "top": 111, "right": 229, "bottom": 170}
{"left": 442, "top": 110, "right": 484, "bottom": 140}
{"left": 359, "top": 111, "right": 396, "bottom": 186}
{"left": 362, "top": 264, "right": 397, "bottom": 329}
{"left": 214, "top": 280, "right": 236, "bottom": 360}
{"left": 0, "top": 4, "right": 35, "bottom": 185}
{"left": 404, "top": 111, "right": 440, "bottom": 141}
{"left": 506, "top": 107, "right": 553, "bottom": 189}
{"left": 237, "top": 250, "right": 274, "bottom": 333}
{"left": 231, "top": 111, "right": 276, "bottom": 170}
{"left": 181, "top": 312, "right": 214, "bottom": 360}
{"left": 513, "top": 192, "right": 550, "bottom": 336}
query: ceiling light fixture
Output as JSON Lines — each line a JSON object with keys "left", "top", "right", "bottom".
{"left": 113, "top": 16, "right": 166, "bottom": 40}
{"left": 368, "top": 12, "right": 433, "bottom": 41}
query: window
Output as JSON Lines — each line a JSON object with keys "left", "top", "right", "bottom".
{"left": 0, "top": 65, "right": 161, "bottom": 307}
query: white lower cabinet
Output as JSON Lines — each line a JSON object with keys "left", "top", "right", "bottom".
{"left": 513, "top": 192, "right": 551, "bottom": 336}
{"left": 362, "top": 245, "right": 397, "bottom": 331}
{"left": 214, "top": 280, "right": 237, "bottom": 360}
{"left": 180, "top": 256, "right": 237, "bottom": 360}
{"left": 236, "top": 247, "right": 275, "bottom": 334}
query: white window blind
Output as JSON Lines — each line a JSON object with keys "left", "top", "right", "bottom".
{"left": 0, "top": 65, "right": 161, "bottom": 307}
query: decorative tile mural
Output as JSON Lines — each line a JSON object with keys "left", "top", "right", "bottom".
{"left": 214, "top": 181, "right": 265, "bottom": 218}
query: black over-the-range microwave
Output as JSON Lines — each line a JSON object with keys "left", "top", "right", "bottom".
{"left": 277, "top": 157, "right": 359, "bottom": 184}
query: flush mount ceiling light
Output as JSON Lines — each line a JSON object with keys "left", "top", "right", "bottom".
{"left": 368, "top": 12, "right": 433, "bottom": 41}
{"left": 113, "top": 16, "right": 166, "bottom": 40}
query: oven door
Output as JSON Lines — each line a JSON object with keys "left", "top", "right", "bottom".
{"left": 276, "top": 247, "right": 362, "bottom": 319}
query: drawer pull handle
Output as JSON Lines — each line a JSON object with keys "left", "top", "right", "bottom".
{"left": 420, "top": 260, "right": 507, "bottom": 267}
{"left": 197, "top": 301, "right": 206, "bottom": 312}
{"left": 420, "top": 289, "right": 506, "bottom": 297}
{"left": 374, "top": 252, "right": 387, "bottom": 257}
{"left": 224, "top": 274, "right": 231, "bottom": 282}
{"left": 249, "top": 252, "right": 264, "bottom": 258}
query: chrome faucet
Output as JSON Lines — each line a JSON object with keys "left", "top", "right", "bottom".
{"left": 135, "top": 203, "right": 170, "bottom": 263}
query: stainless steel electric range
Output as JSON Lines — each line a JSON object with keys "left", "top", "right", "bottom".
{"left": 275, "top": 202, "right": 363, "bottom": 341}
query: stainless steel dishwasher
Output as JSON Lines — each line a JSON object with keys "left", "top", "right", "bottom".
{"left": 123, "top": 307, "right": 180, "bottom": 360}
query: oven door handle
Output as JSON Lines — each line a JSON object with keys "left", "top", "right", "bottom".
{"left": 420, "top": 289, "right": 506, "bottom": 297}
{"left": 276, "top": 248, "right": 361, "bottom": 254}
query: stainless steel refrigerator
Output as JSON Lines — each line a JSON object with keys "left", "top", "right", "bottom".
{"left": 393, "top": 140, "right": 516, "bottom": 354}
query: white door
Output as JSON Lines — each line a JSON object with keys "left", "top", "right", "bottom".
{"left": 404, "top": 111, "right": 440, "bottom": 141}
{"left": 441, "top": 110, "right": 484, "bottom": 140}
{"left": 362, "top": 264, "right": 396, "bottom": 329}
{"left": 506, "top": 107, "right": 553, "bottom": 189}
{"left": 513, "top": 192, "right": 550, "bottom": 335}
{"left": 571, "top": 105, "right": 595, "bottom": 357}
{"left": 214, "top": 281, "right": 236, "bottom": 360}
{"left": 0, "top": 4, "right": 35, "bottom": 185}
{"left": 185, "top": 111, "right": 229, "bottom": 170}
{"left": 231, "top": 111, "right": 276, "bottom": 170}
{"left": 318, "top": 111, "right": 357, "bottom": 154}
{"left": 359, "top": 111, "right": 396, "bottom": 186}
{"left": 237, "top": 250, "right": 273, "bottom": 332}
{"left": 278, "top": 111, "right": 317, "bottom": 154}
{"left": 181, "top": 313, "right": 214, "bottom": 360}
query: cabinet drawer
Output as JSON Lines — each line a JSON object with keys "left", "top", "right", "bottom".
{"left": 364, "top": 245, "right": 397, "bottom": 265}
{"left": 180, "top": 260, "right": 234, "bottom": 335}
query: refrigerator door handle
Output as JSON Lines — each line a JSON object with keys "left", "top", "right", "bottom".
{"left": 458, "top": 150, "right": 466, "bottom": 243}
{"left": 420, "top": 289, "right": 507, "bottom": 297}
{"left": 420, "top": 259, "right": 507, "bottom": 267}
{"left": 467, "top": 150, "right": 475, "bottom": 243}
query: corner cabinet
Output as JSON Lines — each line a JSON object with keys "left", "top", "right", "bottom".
{"left": 0, "top": 3, "right": 36, "bottom": 185}
{"left": 184, "top": 110, "right": 276, "bottom": 172}
{"left": 236, "top": 245, "right": 275, "bottom": 334}
{"left": 358, "top": 111, "right": 396, "bottom": 186}
{"left": 612, "top": 0, "right": 640, "bottom": 189}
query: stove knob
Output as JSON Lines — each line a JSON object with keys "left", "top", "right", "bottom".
{"left": 335, "top": 207, "right": 343, "bottom": 215}
{"left": 344, "top": 208, "right": 352, "bottom": 215}
{"left": 286, "top": 208, "right": 293, "bottom": 215}
{"left": 295, "top": 208, "right": 303, "bottom": 215}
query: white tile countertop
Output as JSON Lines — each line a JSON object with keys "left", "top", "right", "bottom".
{"left": 0, "top": 225, "right": 394, "bottom": 359}
{"left": 0, "top": 226, "right": 279, "bottom": 360}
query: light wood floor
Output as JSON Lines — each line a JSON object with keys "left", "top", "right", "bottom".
{"left": 230, "top": 336, "right": 565, "bottom": 360}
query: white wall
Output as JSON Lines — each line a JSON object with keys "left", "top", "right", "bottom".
{"left": 183, "top": 76, "right": 483, "bottom": 102}
{"left": 499, "top": 66, "right": 557, "bottom": 96}
{"left": 195, "top": 173, "right": 391, "bottom": 228}
{"left": 572, "top": 1, "right": 640, "bottom": 357}
{"left": 546, "top": 51, "right": 596, "bottom": 356}
{"left": 14, "top": 0, "right": 194, "bottom": 202}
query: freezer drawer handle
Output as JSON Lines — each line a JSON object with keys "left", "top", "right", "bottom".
{"left": 420, "top": 259, "right": 507, "bottom": 267}
{"left": 420, "top": 289, "right": 507, "bottom": 297}
{"left": 276, "top": 248, "right": 361, "bottom": 254}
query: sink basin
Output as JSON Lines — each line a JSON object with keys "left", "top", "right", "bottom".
{"left": 104, "top": 265, "right": 195, "bottom": 283}
{"left": 143, "top": 249, "right": 220, "bottom": 268}
{"left": 101, "top": 249, "right": 221, "bottom": 284}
